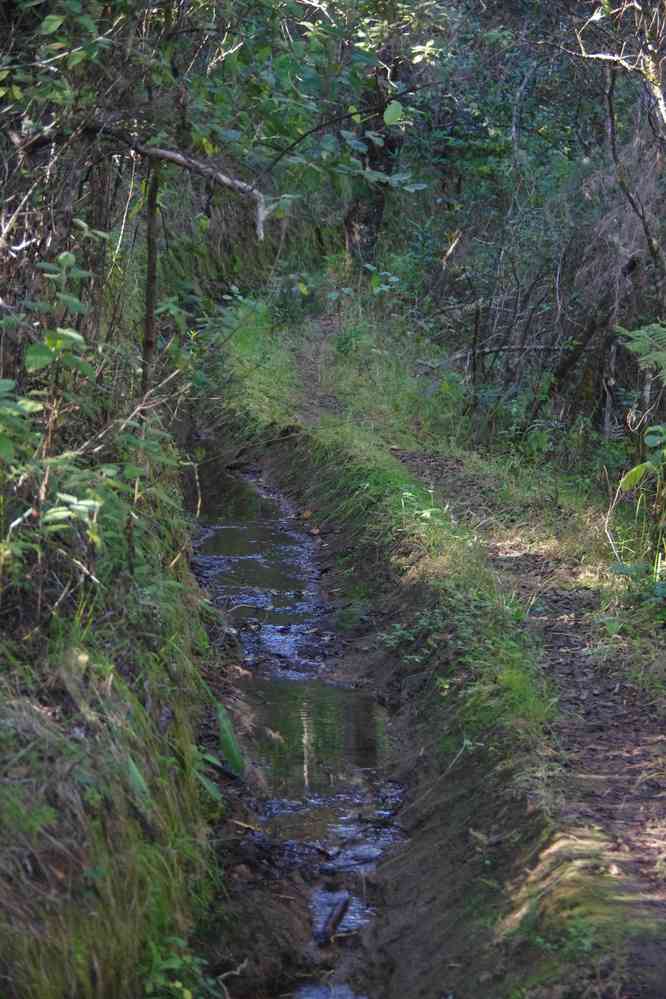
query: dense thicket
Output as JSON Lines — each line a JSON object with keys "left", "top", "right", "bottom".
{"left": 3, "top": 0, "right": 666, "bottom": 995}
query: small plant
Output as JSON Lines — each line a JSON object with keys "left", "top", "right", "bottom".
{"left": 334, "top": 319, "right": 372, "bottom": 356}
{"left": 532, "top": 916, "right": 597, "bottom": 961}
{"left": 379, "top": 608, "right": 449, "bottom": 650}
{"left": 607, "top": 422, "right": 666, "bottom": 601}
{"left": 144, "top": 938, "right": 223, "bottom": 999}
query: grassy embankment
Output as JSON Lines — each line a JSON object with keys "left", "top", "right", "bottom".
{"left": 216, "top": 289, "right": 663, "bottom": 996}
{"left": 0, "top": 259, "right": 239, "bottom": 998}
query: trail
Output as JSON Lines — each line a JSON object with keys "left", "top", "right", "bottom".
{"left": 402, "top": 452, "right": 666, "bottom": 922}
{"left": 293, "top": 321, "right": 666, "bottom": 997}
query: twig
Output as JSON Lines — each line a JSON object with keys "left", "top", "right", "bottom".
{"left": 217, "top": 957, "right": 249, "bottom": 999}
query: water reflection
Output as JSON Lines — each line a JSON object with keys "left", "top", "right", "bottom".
{"left": 196, "top": 465, "right": 280, "bottom": 523}
{"left": 192, "top": 470, "right": 324, "bottom": 672}
{"left": 295, "top": 986, "right": 367, "bottom": 999}
{"left": 242, "top": 677, "right": 388, "bottom": 799}
{"left": 295, "top": 987, "right": 367, "bottom": 999}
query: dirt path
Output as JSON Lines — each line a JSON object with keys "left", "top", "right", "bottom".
{"left": 401, "top": 450, "right": 666, "bottom": 902}
{"left": 293, "top": 323, "right": 666, "bottom": 996}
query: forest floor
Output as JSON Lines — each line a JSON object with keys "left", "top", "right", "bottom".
{"left": 287, "top": 319, "right": 666, "bottom": 998}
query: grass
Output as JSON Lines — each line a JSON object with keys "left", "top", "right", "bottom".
{"left": 0, "top": 424, "right": 224, "bottom": 999}
{"left": 294, "top": 299, "right": 666, "bottom": 707}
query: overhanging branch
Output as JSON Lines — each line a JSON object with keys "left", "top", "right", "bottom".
{"left": 14, "top": 124, "right": 272, "bottom": 241}
{"left": 130, "top": 141, "right": 270, "bottom": 240}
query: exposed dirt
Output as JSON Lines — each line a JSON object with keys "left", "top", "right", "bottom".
{"left": 382, "top": 448, "right": 666, "bottom": 997}
{"left": 403, "top": 455, "right": 666, "bottom": 847}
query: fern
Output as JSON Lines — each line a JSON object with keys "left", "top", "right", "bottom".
{"left": 618, "top": 322, "right": 666, "bottom": 377}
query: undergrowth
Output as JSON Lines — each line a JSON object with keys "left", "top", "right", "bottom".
{"left": 0, "top": 243, "right": 234, "bottom": 997}
{"left": 0, "top": 429, "right": 224, "bottom": 999}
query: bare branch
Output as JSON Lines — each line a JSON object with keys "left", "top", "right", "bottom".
{"left": 130, "top": 142, "right": 271, "bottom": 240}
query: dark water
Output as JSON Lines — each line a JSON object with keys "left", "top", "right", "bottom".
{"left": 192, "top": 467, "right": 401, "bottom": 999}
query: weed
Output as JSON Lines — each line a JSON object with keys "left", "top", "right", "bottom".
{"left": 144, "top": 938, "right": 223, "bottom": 999}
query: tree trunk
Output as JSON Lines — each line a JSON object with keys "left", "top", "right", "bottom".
{"left": 343, "top": 67, "right": 404, "bottom": 266}
{"left": 344, "top": 185, "right": 390, "bottom": 266}
{"left": 141, "top": 164, "right": 159, "bottom": 397}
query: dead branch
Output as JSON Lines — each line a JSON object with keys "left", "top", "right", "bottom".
{"left": 130, "top": 141, "right": 271, "bottom": 240}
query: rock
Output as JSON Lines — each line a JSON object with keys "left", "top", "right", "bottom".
{"left": 231, "top": 864, "right": 253, "bottom": 880}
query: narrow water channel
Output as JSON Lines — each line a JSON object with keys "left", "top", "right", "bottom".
{"left": 192, "top": 466, "right": 402, "bottom": 998}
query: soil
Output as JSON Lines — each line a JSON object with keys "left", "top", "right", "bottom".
{"left": 371, "top": 448, "right": 666, "bottom": 998}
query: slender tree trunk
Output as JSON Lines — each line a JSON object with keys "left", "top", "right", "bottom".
{"left": 142, "top": 163, "right": 159, "bottom": 397}
{"left": 527, "top": 308, "right": 609, "bottom": 425}
{"left": 603, "top": 339, "right": 618, "bottom": 439}
{"left": 343, "top": 62, "right": 404, "bottom": 266}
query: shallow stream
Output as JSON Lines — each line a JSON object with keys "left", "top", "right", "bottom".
{"left": 192, "top": 467, "right": 401, "bottom": 998}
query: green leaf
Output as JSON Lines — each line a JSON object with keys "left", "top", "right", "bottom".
{"left": 41, "top": 508, "right": 75, "bottom": 523}
{"left": 121, "top": 464, "right": 144, "bottom": 479}
{"left": 216, "top": 704, "right": 244, "bottom": 776}
{"left": 16, "top": 398, "right": 44, "bottom": 414}
{"left": 644, "top": 424, "right": 666, "bottom": 449}
{"left": 619, "top": 462, "right": 654, "bottom": 491}
{"left": 25, "top": 344, "right": 55, "bottom": 372}
{"left": 56, "top": 251, "right": 76, "bottom": 269}
{"left": 0, "top": 400, "right": 24, "bottom": 415}
{"left": 364, "top": 130, "right": 384, "bottom": 146}
{"left": 76, "top": 13, "right": 97, "bottom": 33}
{"left": 383, "top": 100, "right": 403, "bottom": 126}
{"left": 39, "top": 14, "right": 65, "bottom": 34}
{"left": 57, "top": 292, "right": 88, "bottom": 314}
{"left": 195, "top": 770, "right": 224, "bottom": 802}
{"left": 67, "top": 49, "right": 88, "bottom": 69}
{"left": 61, "top": 355, "right": 95, "bottom": 378}
{"left": 127, "top": 757, "right": 150, "bottom": 799}
{"left": 0, "top": 434, "right": 16, "bottom": 462}
{"left": 340, "top": 130, "right": 368, "bottom": 153}
{"left": 54, "top": 327, "right": 85, "bottom": 346}
{"left": 0, "top": 379, "right": 16, "bottom": 395}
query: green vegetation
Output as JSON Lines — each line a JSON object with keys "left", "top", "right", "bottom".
{"left": 5, "top": 0, "right": 666, "bottom": 994}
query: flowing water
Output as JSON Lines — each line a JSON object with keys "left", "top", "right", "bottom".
{"left": 192, "top": 466, "right": 402, "bottom": 998}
